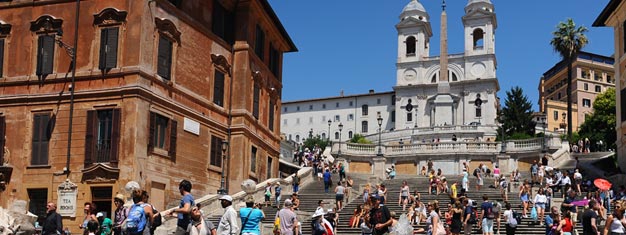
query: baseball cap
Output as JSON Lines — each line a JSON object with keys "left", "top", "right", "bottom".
{"left": 96, "top": 212, "right": 104, "bottom": 218}
{"left": 284, "top": 199, "right": 293, "bottom": 207}
{"left": 219, "top": 194, "right": 233, "bottom": 202}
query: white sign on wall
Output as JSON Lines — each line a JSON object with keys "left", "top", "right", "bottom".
{"left": 183, "top": 117, "right": 200, "bottom": 136}
{"left": 57, "top": 179, "right": 78, "bottom": 217}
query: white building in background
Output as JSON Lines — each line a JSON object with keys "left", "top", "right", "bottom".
{"left": 282, "top": 0, "right": 500, "bottom": 145}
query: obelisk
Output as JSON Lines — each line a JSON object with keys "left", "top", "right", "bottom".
{"left": 433, "top": 0, "right": 454, "bottom": 126}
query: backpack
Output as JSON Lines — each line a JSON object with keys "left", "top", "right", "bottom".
{"left": 512, "top": 210, "right": 522, "bottom": 225}
{"left": 467, "top": 206, "right": 477, "bottom": 224}
{"left": 485, "top": 202, "right": 495, "bottom": 220}
{"left": 124, "top": 204, "right": 147, "bottom": 233}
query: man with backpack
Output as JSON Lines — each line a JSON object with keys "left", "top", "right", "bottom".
{"left": 502, "top": 202, "right": 519, "bottom": 235}
{"left": 462, "top": 198, "right": 476, "bottom": 235}
{"left": 126, "top": 189, "right": 155, "bottom": 235}
{"left": 478, "top": 195, "right": 495, "bottom": 235}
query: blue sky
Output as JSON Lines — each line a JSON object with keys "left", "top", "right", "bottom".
{"left": 268, "top": 0, "right": 614, "bottom": 111}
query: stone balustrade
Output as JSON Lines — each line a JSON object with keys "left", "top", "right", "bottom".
{"left": 333, "top": 137, "right": 560, "bottom": 157}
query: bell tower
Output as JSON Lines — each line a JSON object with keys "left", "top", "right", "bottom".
{"left": 396, "top": 0, "right": 432, "bottom": 87}
{"left": 462, "top": 0, "right": 497, "bottom": 56}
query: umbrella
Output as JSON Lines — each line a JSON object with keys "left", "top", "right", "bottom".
{"left": 594, "top": 178, "right": 612, "bottom": 191}
{"left": 571, "top": 199, "right": 590, "bottom": 207}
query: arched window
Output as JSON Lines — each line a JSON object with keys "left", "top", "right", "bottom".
{"left": 362, "top": 105, "right": 369, "bottom": 116}
{"left": 451, "top": 72, "right": 458, "bottom": 82}
{"left": 295, "top": 135, "right": 300, "bottom": 142}
{"left": 348, "top": 131, "right": 353, "bottom": 139}
{"left": 321, "top": 133, "right": 326, "bottom": 139}
{"left": 362, "top": 121, "right": 369, "bottom": 133}
{"left": 335, "top": 132, "right": 339, "bottom": 140}
{"left": 473, "top": 28, "right": 484, "bottom": 49}
{"left": 406, "top": 36, "right": 416, "bottom": 56}
{"left": 431, "top": 73, "right": 437, "bottom": 83}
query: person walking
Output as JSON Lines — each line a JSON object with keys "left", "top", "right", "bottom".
{"left": 292, "top": 172, "right": 300, "bottom": 194}
{"left": 276, "top": 199, "right": 298, "bottom": 235}
{"left": 42, "top": 202, "right": 63, "bottom": 235}
{"left": 399, "top": 181, "right": 410, "bottom": 211}
{"left": 534, "top": 188, "right": 548, "bottom": 226}
{"left": 478, "top": 195, "right": 495, "bottom": 235}
{"left": 216, "top": 195, "right": 239, "bottom": 235}
{"left": 368, "top": 196, "right": 392, "bottom": 235}
{"left": 112, "top": 194, "right": 127, "bottom": 235}
{"left": 562, "top": 190, "right": 579, "bottom": 226}
{"left": 274, "top": 182, "right": 282, "bottom": 209}
{"left": 323, "top": 169, "right": 332, "bottom": 193}
{"left": 462, "top": 198, "right": 475, "bottom": 235}
{"left": 363, "top": 184, "right": 371, "bottom": 204}
{"left": 449, "top": 201, "right": 463, "bottom": 235}
{"left": 582, "top": 200, "right": 600, "bottom": 235}
{"left": 346, "top": 176, "right": 354, "bottom": 202}
{"left": 334, "top": 182, "right": 345, "bottom": 212}
{"left": 310, "top": 210, "right": 327, "bottom": 235}
{"left": 502, "top": 202, "right": 517, "bottom": 235}
{"left": 426, "top": 201, "right": 443, "bottom": 235}
{"left": 519, "top": 181, "right": 531, "bottom": 218}
{"left": 239, "top": 199, "right": 264, "bottom": 235}
{"left": 475, "top": 164, "right": 484, "bottom": 191}
{"left": 168, "top": 180, "right": 195, "bottom": 235}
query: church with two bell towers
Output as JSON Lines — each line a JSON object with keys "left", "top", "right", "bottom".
{"left": 281, "top": 0, "right": 500, "bottom": 145}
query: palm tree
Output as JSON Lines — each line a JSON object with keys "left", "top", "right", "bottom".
{"left": 550, "top": 18, "right": 588, "bottom": 140}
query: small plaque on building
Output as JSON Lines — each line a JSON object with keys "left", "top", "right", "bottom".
{"left": 183, "top": 117, "right": 200, "bottom": 135}
{"left": 57, "top": 179, "right": 78, "bottom": 217}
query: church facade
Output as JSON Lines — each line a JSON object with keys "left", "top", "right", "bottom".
{"left": 282, "top": 0, "right": 500, "bottom": 145}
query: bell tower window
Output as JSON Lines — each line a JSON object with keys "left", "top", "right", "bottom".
{"left": 406, "top": 36, "right": 416, "bottom": 56}
{"left": 473, "top": 28, "right": 484, "bottom": 49}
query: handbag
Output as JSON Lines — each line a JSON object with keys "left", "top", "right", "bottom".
{"left": 436, "top": 221, "right": 446, "bottom": 235}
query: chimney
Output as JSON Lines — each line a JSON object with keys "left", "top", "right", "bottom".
{"left": 369, "top": 89, "right": 375, "bottom": 94}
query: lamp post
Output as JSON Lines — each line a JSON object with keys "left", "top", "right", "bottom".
{"left": 377, "top": 115, "right": 383, "bottom": 157}
{"left": 499, "top": 115, "right": 506, "bottom": 153}
{"left": 338, "top": 123, "right": 343, "bottom": 158}
{"left": 218, "top": 140, "right": 229, "bottom": 195}
{"left": 541, "top": 116, "right": 547, "bottom": 152}
{"left": 327, "top": 119, "right": 332, "bottom": 142}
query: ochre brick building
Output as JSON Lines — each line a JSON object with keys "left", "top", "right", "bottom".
{"left": 0, "top": 0, "right": 295, "bottom": 231}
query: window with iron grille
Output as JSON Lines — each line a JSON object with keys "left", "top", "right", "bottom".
{"left": 99, "top": 27, "right": 119, "bottom": 71}
{"left": 209, "top": 136, "right": 223, "bottom": 167}
{"left": 85, "top": 109, "right": 121, "bottom": 166}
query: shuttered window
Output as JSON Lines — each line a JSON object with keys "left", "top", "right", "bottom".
{"left": 148, "top": 112, "right": 177, "bottom": 160}
{"left": 0, "top": 116, "right": 5, "bottom": 165}
{"left": 251, "top": 146, "right": 257, "bottom": 173}
{"left": 268, "top": 99, "right": 275, "bottom": 131}
{"left": 213, "top": 70, "right": 224, "bottom": 107}
{"left": 211, "top": 1, "right": 234, "bottom": 44}
{"left": 254, "top": 25, "right": 265, "bottom": 60}
{"left": 253, "top": 82, "right": 260, "bottom": 119}
{"left": 85, "top": 109, "right": 121, "bottom": 166}
{"left": 209, "top": 136, "right": 223, "bottom": 167}
{"left": 36, "top": 35, "right": 55, "bottom": 76}
{"left": 99, "top": 27, "right": 119, "bottom": 71}
{"left": 31, "top": 113, "right": 51, "bottom": 166}
{"left": 269, "top": 43, "right": 279, "bottom": 76}
{"left": 157, "top": 37, "right": 173, "bottom": 80}
{"left": 0, "top": 39, "right": 4, "bottom": 78}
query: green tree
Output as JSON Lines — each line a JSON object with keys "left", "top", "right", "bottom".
{"left": 349, "top": 134, "right": 372, "bottom": 144}
{"left": 578, "top": 88, "right": 616, "bottom": 151}
{"left": 499, "top": 86, "right": 535, "bottom": 140}
{"left": 303, "top": 135, "right": 329, "bottom": 150}
{"left": 550, "top": 18, "right": 588, "bottom": 140}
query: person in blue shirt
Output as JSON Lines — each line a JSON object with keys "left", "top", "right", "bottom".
{"left": 323, "top": 169, "right": 332, "bottom": 193}
{"left": 545, "top": 206, "right": 560, "bottom": 235}
{"left": 168, "top": 180, "right": 194, "bottom": 235}
{"left": 239, "top": 199, "right": 265, "bottom": 235}
{"left": 274, "top": 182, "right": 282, "bottom": 209}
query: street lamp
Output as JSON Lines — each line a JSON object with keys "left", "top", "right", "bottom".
{"left": 327, "top": 119, "right": 332, "bottom": 142}
{"left": 377, "top": 115, "right": 383, "bottom": 157}
{"left": 217, "top": 140, "right": 229, "bottom": 195}
{"left": 541, "top": 116, "right": 547, "bottom": 153}
{"left": 499, "top": 115, "right": 506, "bottom": 153}
{"left": 338, "top": 123, "right": 343, "bottom": 158}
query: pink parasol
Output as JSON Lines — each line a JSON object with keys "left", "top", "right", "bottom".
{"left": 571, "top": 199, "right": 590, "bottom": 207}
{"left": 594, "top": 178, "right": 612, "bottom": 191}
